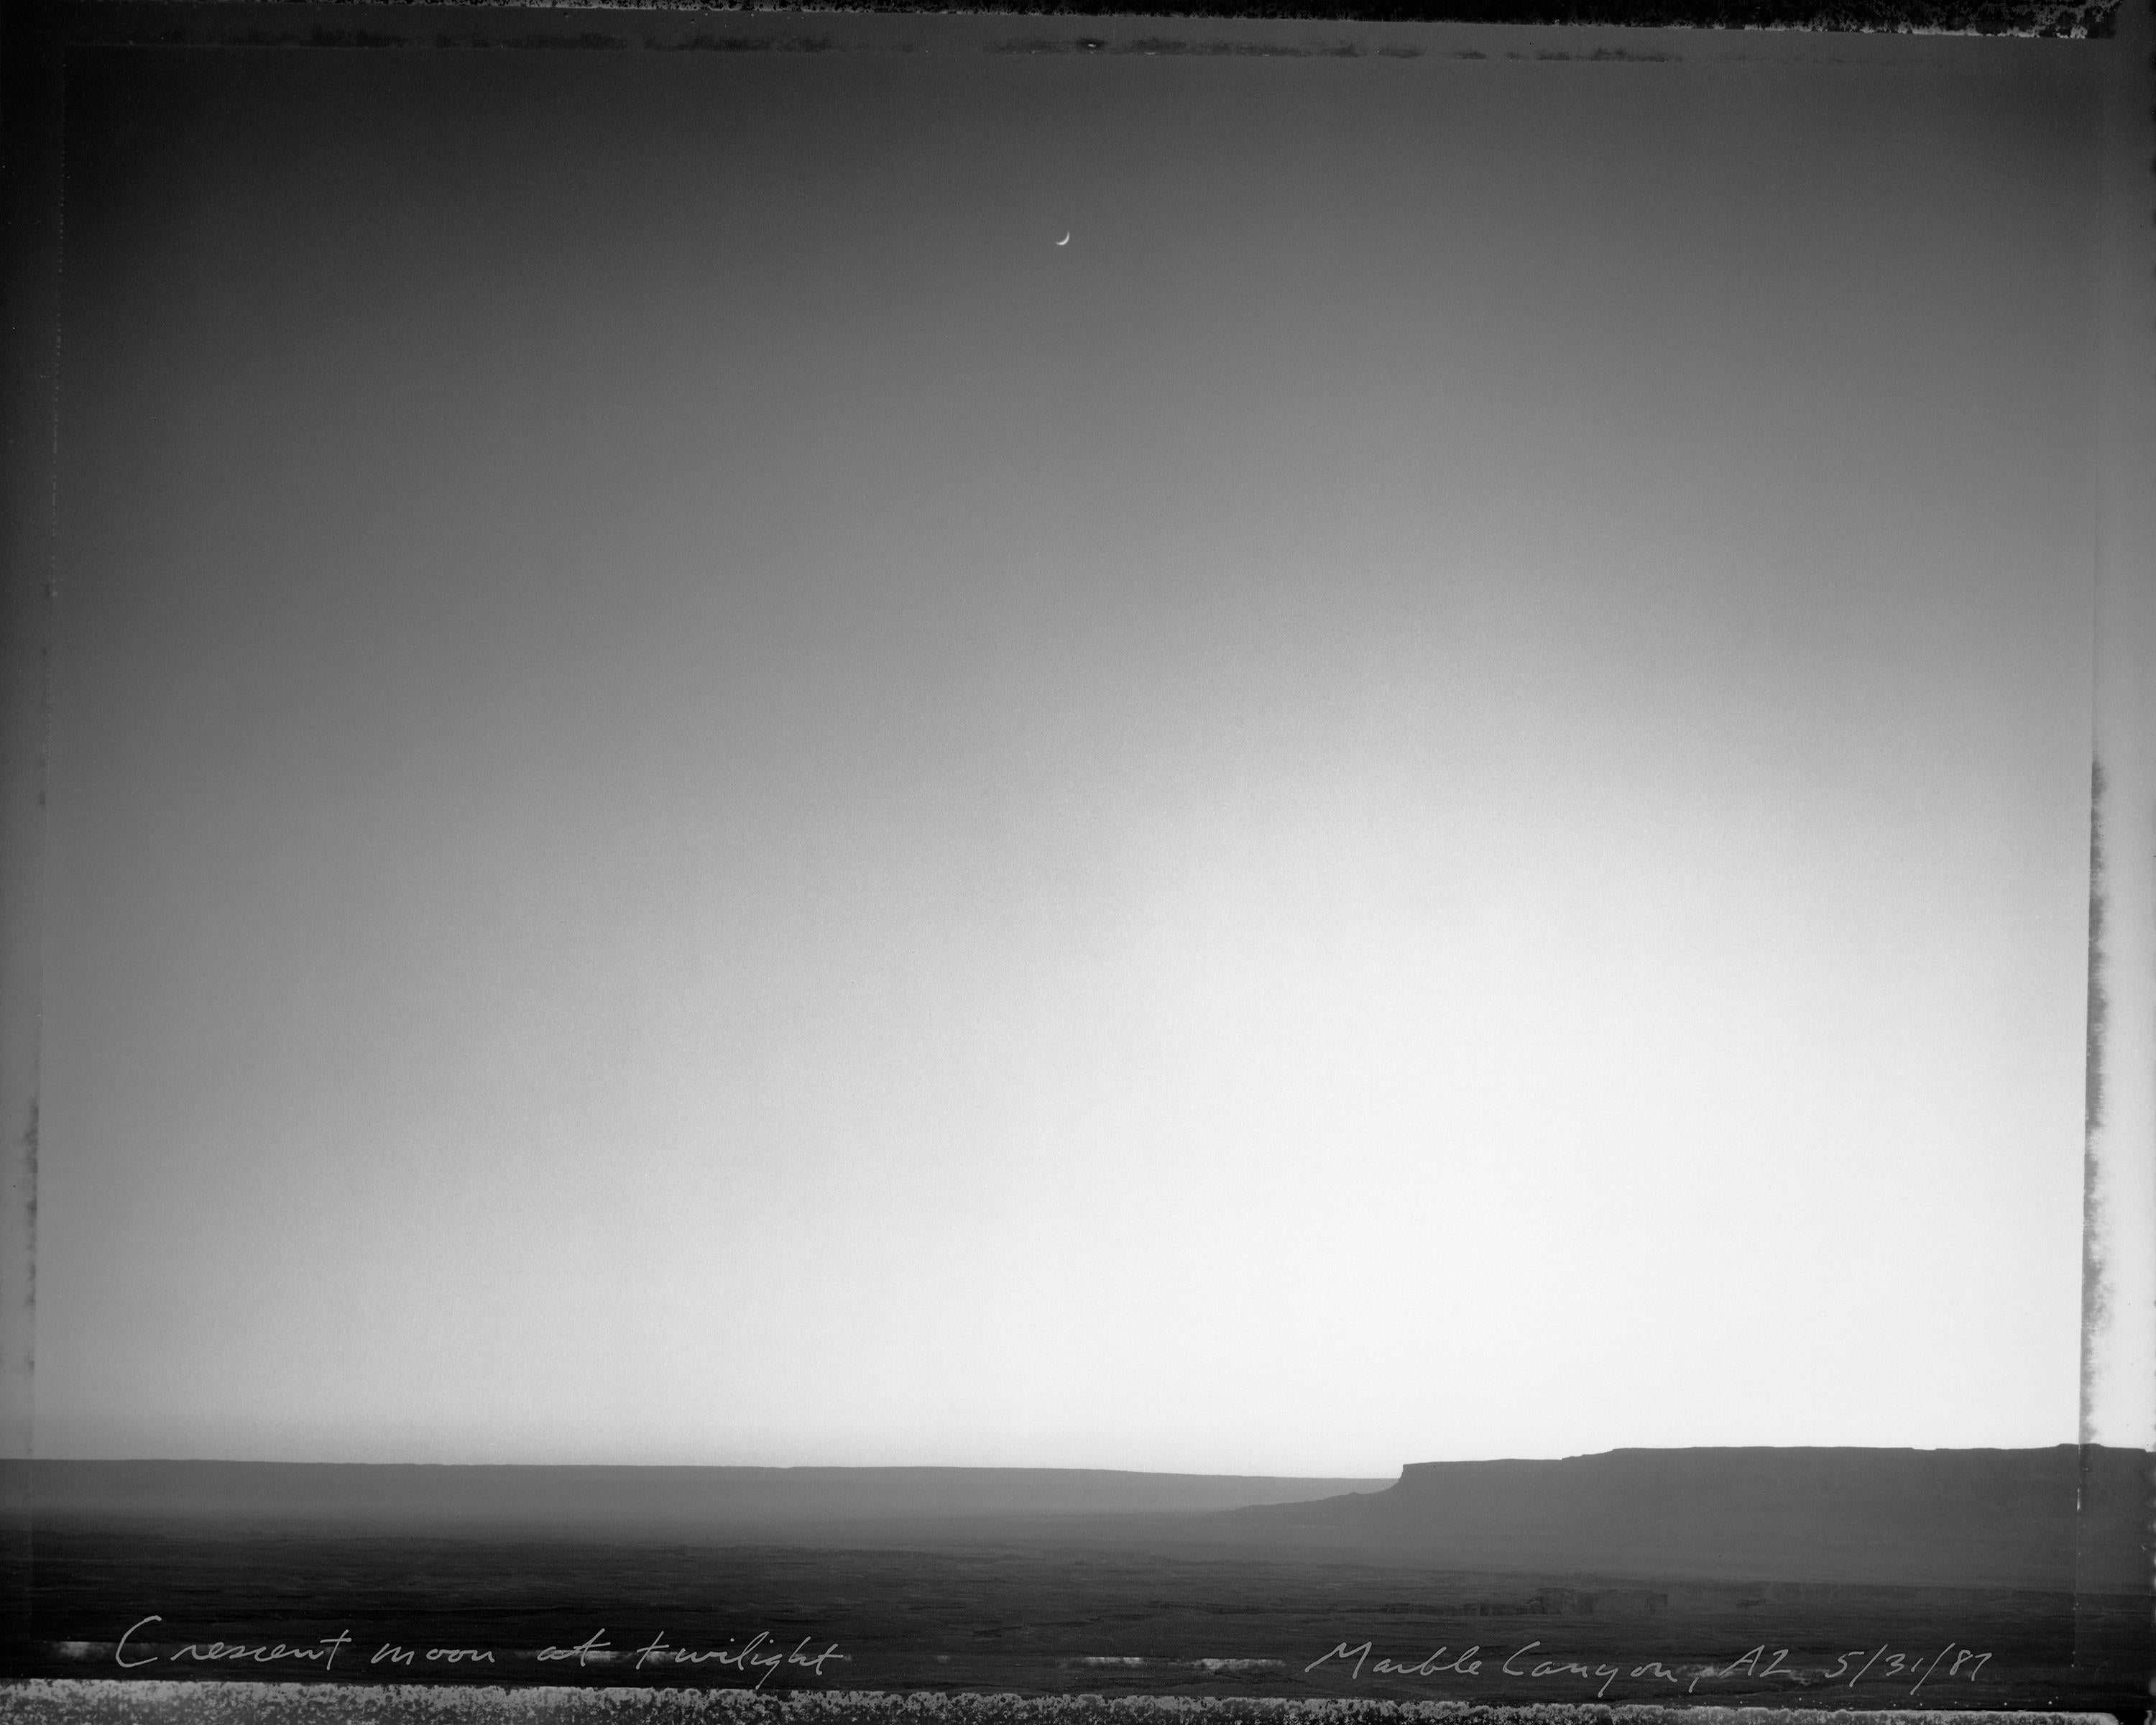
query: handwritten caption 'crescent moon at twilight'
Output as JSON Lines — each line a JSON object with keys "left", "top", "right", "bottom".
{"left": 111, "top": 1617, "right": 843, "bottom": 1687}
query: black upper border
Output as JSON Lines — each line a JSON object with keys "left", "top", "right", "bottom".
{"left": 0, "top": 0, "right": 2123, "bottom": 49}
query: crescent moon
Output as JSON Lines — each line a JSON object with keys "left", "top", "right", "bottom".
{"left": 1056, "top": 233, "right": 1071, "bottom": 246}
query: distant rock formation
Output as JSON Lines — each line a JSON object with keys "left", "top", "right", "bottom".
{"left": 9, "top": 1459, "right": 1391, "bottom": 1532}
{"left": 14, "top": 1447, "right": 2147, "bottom": 1597}
{"left": 1211, "top": 1444, "right": 2152, "bottom": 1592}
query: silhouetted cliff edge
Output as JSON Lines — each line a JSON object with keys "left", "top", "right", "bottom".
{"left": 1211, "top": 1445, "right": 2151, "bottom": 1592}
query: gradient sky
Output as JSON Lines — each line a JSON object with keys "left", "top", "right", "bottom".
{"left": 37, "top": 30, "right": 2099, "bottom": 1471}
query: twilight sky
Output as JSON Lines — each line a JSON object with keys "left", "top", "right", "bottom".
{"left": 38, "top": 29, "right": 2099, "bottom": 1472}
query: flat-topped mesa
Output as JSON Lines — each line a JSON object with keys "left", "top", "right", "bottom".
{"left": 1391, "top": 1444, "right": 2085, "bottom": 1508}
{"left": 1226, "top": 1445, "right": 2152, "bottom": 1593}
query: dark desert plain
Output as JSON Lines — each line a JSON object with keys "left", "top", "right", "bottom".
{"left": 5, "top": 1448, "right": 2150, "bottom": 1715}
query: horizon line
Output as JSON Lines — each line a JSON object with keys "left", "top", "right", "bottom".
{"left": 11, "top": 1439, "right": 2123, "bottom": 1473}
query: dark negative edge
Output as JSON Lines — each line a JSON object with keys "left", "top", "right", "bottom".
{"left": 0, "top": 0, "right": 2127, "bottom": 46}
{"left": 0, "top": 1688, "right": 2137, "bottom": 1723}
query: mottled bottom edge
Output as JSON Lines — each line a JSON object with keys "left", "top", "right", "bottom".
{"left": 0, "top": 1685, "right": 2127, "bottom": 1725}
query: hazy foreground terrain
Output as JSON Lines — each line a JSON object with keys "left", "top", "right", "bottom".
{"left": 4, "top": 1449, "right": 2148, "bottom": 1716}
